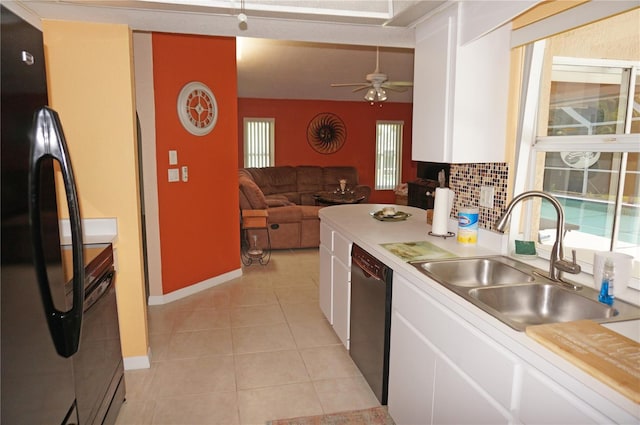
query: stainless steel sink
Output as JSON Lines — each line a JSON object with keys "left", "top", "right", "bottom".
{"left": 468, "top": 284, "right": 618, "bottom": 329}
{"left": 415, "top": 256, "right": 534, "bottom": 287}
{"left": 410, "top": 255, "right": 640, "bottom": 331}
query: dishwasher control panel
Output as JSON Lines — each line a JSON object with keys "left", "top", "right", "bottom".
{"left": 352, "top": 244, "right": 385, "bottom": 280}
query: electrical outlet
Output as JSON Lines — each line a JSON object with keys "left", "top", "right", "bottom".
{"left": 168, "top": 168, "right": 179, "bottom": 182}
{"left": 480, "top": 186, "right": 494, "bottom": 208}
{"left": 181, "top": 166, "right": 188, "bottom": 182}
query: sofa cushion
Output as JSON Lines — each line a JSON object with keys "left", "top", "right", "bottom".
{"left": 322, "top": 166, "right": 359, "bottom": 191}
{"left": 239, "top": 177, "right": 268, "bottom": 209}
{"left": 267, "top": 205, "right": 302, "bottom": 223}
{"left": 265, "top": 195, "right": 295, "bottom": 207}
{"left": 247, "top": 166, "right": 297, "bottom": 196}
{"left": 296, "top": 166, "right": 324, "bottom": 193}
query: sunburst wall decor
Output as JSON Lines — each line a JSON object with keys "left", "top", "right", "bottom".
{"left": 306, "top": 112, "right": 347, "bottom": 154}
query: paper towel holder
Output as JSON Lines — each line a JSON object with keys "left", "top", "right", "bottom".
{"left": 428, "top": 230, "right": 455, "bottom": 239}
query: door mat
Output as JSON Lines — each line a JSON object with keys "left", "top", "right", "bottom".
{"left": 266, "top": 406, "right": 395, "bottom": 425}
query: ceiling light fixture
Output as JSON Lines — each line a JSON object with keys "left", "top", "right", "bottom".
{"left": 377, "top": 87, "right": 387, "bottom": 102}
{"left": 364, "top": 88, "right": 376, "bottom": 102}
{"left": 364, "top": 86, "right": 387, "bottom": 102}
{"left": 238, "top": 0, "right": 248, "bottom": 29}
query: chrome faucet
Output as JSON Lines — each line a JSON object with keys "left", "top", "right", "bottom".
{"left": 495, "top": 190, "right": 581, "bottom": 285}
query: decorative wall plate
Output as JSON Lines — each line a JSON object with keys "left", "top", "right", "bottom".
{"left": 307, "top": 112, "right": 346, "bottom": 154}
{"left": 177, "top": 81, "right": 218, "bottom": 136}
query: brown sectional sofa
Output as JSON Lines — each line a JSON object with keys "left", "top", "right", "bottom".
{"left": 239, "top": 166, "right": 371, "bottom": 249}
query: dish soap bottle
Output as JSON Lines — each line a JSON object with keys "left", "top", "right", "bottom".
{"left": 598, "top": 258, "right": 615, "bottom": 305}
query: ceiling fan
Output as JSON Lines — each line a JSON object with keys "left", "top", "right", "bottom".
{"left": 330, "top": 47, "right": 413, "bottom": 102}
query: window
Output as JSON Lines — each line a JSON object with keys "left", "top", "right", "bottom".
{"left": 534, "top": 59, "right": 639, "bottom": 256}
{"left": 243, "top": 118, "right": 274, "bottom": 168}
{"left": 375, "top": 121, "right": 403, "bottom": 190}
{"left": 516, "top": 34, "right": 639, "bottom": 276}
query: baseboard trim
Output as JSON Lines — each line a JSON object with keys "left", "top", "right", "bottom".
{"left": 123, "top": 348, "right": 151, "bottom": 370}
{"left": 147, "top": 268, "right": 242, "bottom": 306}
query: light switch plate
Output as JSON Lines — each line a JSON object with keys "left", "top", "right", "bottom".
{"left": 480, "top": 186, "right": 494, "bottom": 208}
{"left": 169, "top": 150, "right": 178, "bottom": 165}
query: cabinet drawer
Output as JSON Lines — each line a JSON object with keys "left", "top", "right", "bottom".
{"left": 333, "top": 231, "right": 351, "bottom": 266}
{"left": 393, "top": 274, "right": 516, "bottom": 409}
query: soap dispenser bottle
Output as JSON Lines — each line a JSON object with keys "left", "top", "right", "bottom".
{"left": 598, "top": 258, "right": 615, "bottom": 305}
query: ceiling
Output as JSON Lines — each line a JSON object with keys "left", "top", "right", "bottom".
{"left": 5, "top": 0, "right": 452, "bottom": 102}
{"left": 237, "top": 39, "right": 415, "bottom": 102}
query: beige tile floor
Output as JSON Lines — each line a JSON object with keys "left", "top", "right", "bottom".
{"left": 115, "top": 248, "right": 380, "bottom": 425}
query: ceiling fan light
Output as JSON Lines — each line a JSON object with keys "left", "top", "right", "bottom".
{"left": 364, "top": 88, "right": 376, "bottom": 102}
{"left": 377, "top": 88, "right": 387, "bottom": 102}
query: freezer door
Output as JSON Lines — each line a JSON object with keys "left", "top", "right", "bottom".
{"left": 1, "top": 6, "right": 78, "bottom": 424}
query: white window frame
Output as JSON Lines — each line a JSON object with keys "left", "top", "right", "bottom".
{"left": 243, "top": 117, "right": 274, "bottom": 168}
{"left": 513, "top": 42, "right": 640, "bottom": 282}
{"left": 375, "top": 121, "right": 403, "bottom": 191}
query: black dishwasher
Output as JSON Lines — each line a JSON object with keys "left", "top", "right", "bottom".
{"left": 350, "top": 243, "right": 392, "bottom": 405}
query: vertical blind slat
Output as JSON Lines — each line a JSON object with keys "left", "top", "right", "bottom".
{"left": 244, "top": 118, "right": 274, "bottom": 168}
{"left": 375, "top": 121, "right": 403, "bottom": 190}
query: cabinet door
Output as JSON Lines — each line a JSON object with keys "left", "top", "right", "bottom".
{"left": 393, "top": 274, "right": 516, "bottom": 409}
{"left": 519, "top": 367, "right": 611, "bottom": 424}
{"left": 432, "top": 357, "right": 511, "bottom": 425}
{"left": 450, "top": 23, "right": 510, "bottom": 163}
{"left": 319, "top": 243, "right": 332, "bottom": 324}
{"left": 412, "top": 5, "right": 457, "bottom": 162}
{"left": 332, "top": 257, "right": 350, "bottom": 349}
{"left": 388, "top": 310, "right": 436, "bottom": 425}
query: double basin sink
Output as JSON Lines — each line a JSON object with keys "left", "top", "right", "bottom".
{"left": 410, "top": 256, "right": 640, "bottom": 331}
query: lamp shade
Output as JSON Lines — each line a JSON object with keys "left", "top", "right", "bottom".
{"left": 364, "top": 88, "right": 376, "bottom": 102}
{"left": 377, "top": 88, "right": 387, "bottom": 102}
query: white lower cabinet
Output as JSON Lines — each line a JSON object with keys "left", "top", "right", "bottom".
{"left": 388, "top": 312, "right": 436, "bottom": 425}
{"left": 332, "top": 256, "right": 350, "bottom": 348}
{"left": 318, "top": 222, "right": 351, "bottom": 349}
{"left": 389, "top": 273, "right": 514, "bottom": 424}
{"left": 432, "top": 358, "right": 510, "bottom": 425}
{"left": 319, "top": 243, "right": 332, "bottom": 324}
{"left": 518, "top": 367, "right": 611, "bottom": 424}
{"left": 388, "top": 272, "right": 629, "bottom": 425}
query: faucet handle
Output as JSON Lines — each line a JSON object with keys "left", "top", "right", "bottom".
{"left": 555, "top": 249, "right": 582, "bottom": 275}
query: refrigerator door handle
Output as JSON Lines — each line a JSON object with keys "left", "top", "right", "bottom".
{"left": 29, "top": 106, "right": 85, "bottom": 358}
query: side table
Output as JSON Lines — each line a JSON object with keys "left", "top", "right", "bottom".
{"left": 240, "top": 210, "right": 271, "bottom": 266}
{"left": 314, "top": 190, "right": 365, "bottom": 206}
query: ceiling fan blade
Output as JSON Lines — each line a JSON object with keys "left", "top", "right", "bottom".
{"left": 331, "top": 83, "right": 369, "bottom": 88}
{"left": 385, "top": 81, "right": 414, "bottom": 87}
{"left": 381, "top": 85, "right": 408, "bottom": 92}
{"left": 352, "top": 85, "right": 372, "bottom": 93}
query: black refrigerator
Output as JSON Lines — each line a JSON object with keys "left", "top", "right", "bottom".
{"left": 1, "top": 6, "right": 86, "bottom": 424}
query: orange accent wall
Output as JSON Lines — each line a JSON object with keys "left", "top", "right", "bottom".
{"left": 238, "top": 99, "right": 416, "bottom": 203}
{"left": 152, "top": 33, "right": 239, "bottom": 294}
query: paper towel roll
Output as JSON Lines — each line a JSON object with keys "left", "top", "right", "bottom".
{"left": 432, "top": 188, "right": 451, "bottom": 235}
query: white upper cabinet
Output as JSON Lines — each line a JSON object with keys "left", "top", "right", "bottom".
{"left": 412, "top": 3, "right": 513, "bottom": 164}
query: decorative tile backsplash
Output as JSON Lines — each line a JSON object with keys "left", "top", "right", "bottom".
{"left": 449, "top": 163, "right": 509, "bottom": 231}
